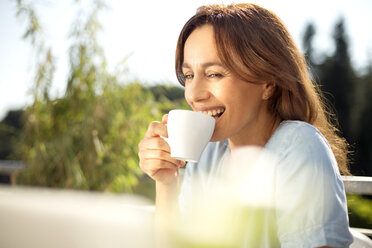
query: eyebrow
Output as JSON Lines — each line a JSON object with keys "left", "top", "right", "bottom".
{"left": 181, "top": 62, "right": 225, "bottom": 69}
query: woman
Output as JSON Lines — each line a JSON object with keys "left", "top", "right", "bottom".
{"left": 139, "top": 3, "right": 353, "bottom": 247}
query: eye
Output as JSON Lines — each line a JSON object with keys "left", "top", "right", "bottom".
{"left": 208, "top": 73, "right": 223, "bottom": 78}
{"left": 184, "top": 73, "right": 194, "bottom": 80}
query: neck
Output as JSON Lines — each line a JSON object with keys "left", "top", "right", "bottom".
{"left": 228, "top": 113, "right": 281, "bottom": 150}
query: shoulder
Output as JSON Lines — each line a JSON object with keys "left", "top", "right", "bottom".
{"left": 267, "top": 121, "right": 344, "bottom": 218}
{"left": 268, "top": 120, "right": 342, "bottom": 191}
{"left": 266, "top": 120, "right": 337, "bottom": 174}
{"left": 267, "top": 120, "right": 331, "bottom": 152}
{"left": 270, "top": 122, "right": 353, "bottom": 246}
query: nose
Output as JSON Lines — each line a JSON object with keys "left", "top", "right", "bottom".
{"left": 185, "top": 76, "right": 210, "bottom": 104}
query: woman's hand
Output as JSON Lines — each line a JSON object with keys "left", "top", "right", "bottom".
{"left": 138, "top": 114, "right": 185, "bottom": 185}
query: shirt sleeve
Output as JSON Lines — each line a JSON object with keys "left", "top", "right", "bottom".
{"left": 274, "top": 124, "right": 353, "bottom": 248}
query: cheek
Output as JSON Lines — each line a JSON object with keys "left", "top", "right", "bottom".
{"left": 210, "top": 85, "right": 227, "bottom": 102}
{"left": 226, "top": 87, "right": 264, "bottom": 113}
{"left": 219, "top": 86, "right": 245, "bottom": 106}
{"left": 184, "top": 86, "right": 192, "bottom": 105}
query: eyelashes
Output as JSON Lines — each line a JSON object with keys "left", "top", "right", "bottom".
{"left": 183, "top": 73, "right": 224, "bottom": 81}
{"left": 184, "top": 74, "right": 194, "bottom": 80}
{"left": 208, "top": 73, "right": 223, "bottom": 78}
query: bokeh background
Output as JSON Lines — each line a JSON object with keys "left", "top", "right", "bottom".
{"left": 0, "top": 0, "right": 371, "bottom": 230}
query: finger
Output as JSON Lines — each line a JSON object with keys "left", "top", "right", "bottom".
{"left": 139, "top": 137, "right": 170, "bottom": 152}
{"left": 145, "top": 121, "right": 168, "bottom": 138}
{"left": 139, "top": 149, "right": 182, "bottom": 166}
{"left": 140, "top": 158, "right": 179, "bottom": 174}
{"left": 162, "top": 114, "right": 168, "bottom": 124}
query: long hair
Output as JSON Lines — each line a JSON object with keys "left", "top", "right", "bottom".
{"left": 175, "top": 3, "right": 350, "bottom": 175}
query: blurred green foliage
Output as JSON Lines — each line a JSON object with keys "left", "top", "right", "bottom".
{"left": 15, "top": 82, "right": 160, "bottom": 192}
{"left": 347, "top": 195, "right": 372, "bottom": 229}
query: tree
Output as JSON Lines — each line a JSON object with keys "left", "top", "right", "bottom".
{"left": 302, "top": 22, "right": 316, "bottom": 69}
{"left": 318, "top": 18, "right": 357, "bottom": 145}
{"left": 355, "top": 62, "right": 372, "bottom": 175}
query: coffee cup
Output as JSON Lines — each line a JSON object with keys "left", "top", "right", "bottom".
{"left": 166, "top": 109, "right": 215, "bottom": 162}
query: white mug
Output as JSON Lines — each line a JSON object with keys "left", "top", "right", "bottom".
{"left": 167, "top": 109, "right": 215, "bottom": 162}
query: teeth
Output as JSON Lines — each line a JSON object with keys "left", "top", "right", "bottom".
{"left": 198, "top": 108, "right": 225, "bottom": 117}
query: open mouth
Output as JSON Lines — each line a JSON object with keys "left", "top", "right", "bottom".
{"left": 198, "top": 107, "right": 225, "bottom": 120}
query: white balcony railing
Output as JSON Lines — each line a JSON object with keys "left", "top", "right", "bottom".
{"left": 342, "top": 176, "right": 372, "bottom": 195}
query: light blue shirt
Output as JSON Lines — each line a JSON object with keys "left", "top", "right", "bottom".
{"left": 179, "top": 120, "right": 353, "bottom": 248}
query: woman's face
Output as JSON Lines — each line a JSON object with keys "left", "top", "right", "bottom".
{"left": 183, "top": 25, "right": 272, "bottom": 144}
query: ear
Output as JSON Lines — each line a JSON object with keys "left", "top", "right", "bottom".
{"left": 262, "top": 82, "right": 276, "bottom": 100}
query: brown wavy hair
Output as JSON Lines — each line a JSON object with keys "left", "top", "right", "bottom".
{"left": 175, "top": 3, "right": 350, "bottom": 175}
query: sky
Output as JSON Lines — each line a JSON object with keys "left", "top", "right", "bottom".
{"left": 0, "top": 0, "right": 372, "bottom": 120}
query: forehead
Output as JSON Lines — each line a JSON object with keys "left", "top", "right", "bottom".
{"left": 183, "top": 24, "right": 221, "bottom": 65}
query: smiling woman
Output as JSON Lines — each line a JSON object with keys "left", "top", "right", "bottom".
{"left": 138, "top": 3, "right": 354, "bottom": 247}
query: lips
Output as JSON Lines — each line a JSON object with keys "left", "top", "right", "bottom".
{"left": 197, "top": 107, "right": 225, "bottom": 120}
